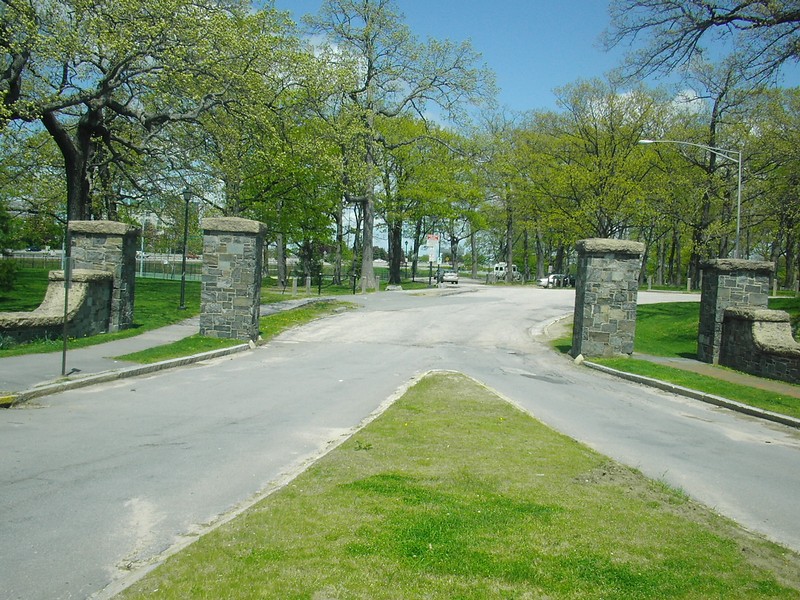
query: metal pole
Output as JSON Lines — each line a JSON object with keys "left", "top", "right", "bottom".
{"left": 61, "top": 230, "right": 70, "bottom": 377}
{"left": 179, "top": 189, "right": 190, "bottom": 310}
{"left": 139, "top": 213, "right": 145, "bottom": 277}
{"left": 735, "top": 148, "right": 742, "bottom": 259}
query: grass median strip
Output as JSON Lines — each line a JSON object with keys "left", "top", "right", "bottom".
{"left": 115, "top": 300, "right": 354, "bottom": 364}
{"left": 119, "top": 372, "right": 799, "bottom": 599}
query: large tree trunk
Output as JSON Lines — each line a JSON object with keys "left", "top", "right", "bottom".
{"left": 536, "top": 229, "right": 545, "bottom": 279}
{"left": 276, "top": 233, "right": 287, "bottom": 287}
{"left": 450, "top": 234, "right": 459, "bottom": 272}
{"left": 333, "top": 206, "right": 344, "bottom": 285}
{"left": 470, "top": 228, "right": 478, "bottom": 279}
{"left": 360, "top": 193, "right": 378, "bottom": 292}
{"left": 505, "top": 194, "right": 513, "bottom": 282}
{"left": 412, "top": 218, "right": 422, "bottom": 281}
{"left": 785, "top": 231, "right": 795, "bottom": 289}
{"left": 42, "top": 112, "right": 94, "bottom": 221}
{"left": 522, "top": 229, "right": 530, "bottom": 282}
{"left": 388, "top": 217, "right": 403, "bottom": 284}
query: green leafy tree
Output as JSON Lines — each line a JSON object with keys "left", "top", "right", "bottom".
{"left": 305, "top": 0, "right": 494, "bottom": 291}
{"left": 1, "top": 0, "right": 292, "bottom": 220}
{"left": 0, "top": 200, "right": 16, "bottom": 291}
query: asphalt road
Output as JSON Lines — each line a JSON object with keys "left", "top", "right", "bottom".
{"left": 1, "top": 285, "right": 798, "bottom": 600}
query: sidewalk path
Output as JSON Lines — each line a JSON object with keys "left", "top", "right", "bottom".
{"left": 634, "top": 353, "right": 800, "bottom": 399}
{"left": 0, "top": 297, "right": 325, "bottom": 398}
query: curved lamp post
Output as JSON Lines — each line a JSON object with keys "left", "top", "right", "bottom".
{"left": 639, "top": 139, "right": 743, "bottom": 259}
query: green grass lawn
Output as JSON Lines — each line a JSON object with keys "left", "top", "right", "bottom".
{"left": 0, "top": 269, "right": 202, "bottom": 357}
{"left": 118, "top": 372, "right": 800, "bottom": 599}
{"left": 554, "top": 298, "right": 800, "bottom": 418}
{"left": 631, "top": 298, "right": 799, "bottom": 358}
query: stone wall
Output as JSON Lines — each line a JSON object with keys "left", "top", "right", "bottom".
{"left": 0, "top": 270, "right": 113, "bottom": 344}
{"left": 719, "top": 307, "right": 800, "bottom": 385}
{"left": 69, "top": 220, "right": 139, "bottom": 332}
{"left": 697, "top": 259, "right": 773, "bottom": 364}
{"left": 200, "top": 217, "right": 266, "bottom": 341}
{"left": 571, "top": 238, "right": 645, "bottom": 358}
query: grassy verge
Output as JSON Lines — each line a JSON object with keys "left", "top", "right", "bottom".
{"left": 0, "top": 268, "right": 364, "bottom": 358}
{"left": 551, "top": 299, "right": 800, "bottom": 419}
{"left": 633, "top": 299, "right": 799, "bottom": 358}
{"left": 258, "top": 299, "right": 355, "bottom": 343}
{"left": 0, "top": 272, "right": 201, "bottom": 357}
{"left": 597, "top": 357, "right": 800, "bottom": 420}
{"left": 119, "top": 372, "right": 799, "bottom": 599}
{"left": 115, "top": 300, "right": 354, "bottom": 364}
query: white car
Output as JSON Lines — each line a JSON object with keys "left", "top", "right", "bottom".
{"left": 538, "top": 273, "right": 574, "bottom": 288}
{"left": 442, "top": 271, "right": 459, "bottom": 284}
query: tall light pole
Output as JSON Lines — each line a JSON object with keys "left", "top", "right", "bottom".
{"left": 179, "top": 188, "right": 191, "bottom": 310}
{"left": 639, "top": 139, "right": 743, "bottom": 259}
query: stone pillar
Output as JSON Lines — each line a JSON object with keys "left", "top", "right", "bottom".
{"left": 200, "top": 217, "right": 266, "bottom": 341}
{"left": 69, "top": 220, "right": 139, "bottom": 332}
{"left": 571, "top": 238, "right": 645, "bottom": 358}
{"left": 697, "top": 259, "right": 773, "bottom": 364}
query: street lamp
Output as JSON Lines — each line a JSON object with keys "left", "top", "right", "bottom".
{"left": 179, "top": 188, "right": 191, "bottom": 310}
{"left": 639, "top": 139, "right": 743, "bottom": 259}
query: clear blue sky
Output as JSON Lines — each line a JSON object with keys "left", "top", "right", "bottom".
{"left": 274, "top": 0, "right": 644, "bottom": 112}
{"left": 274, "top": 0, "right": 800, "bottom": 113}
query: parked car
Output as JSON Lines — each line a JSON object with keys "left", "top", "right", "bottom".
{"left": 442, "top": 271, "right": 459, "bottom": 284}
{"left": 493, "top": 262, "right": 521, "bottom": 281}
{"left": 538, "top": 273, "right": 574, "bottom": 288}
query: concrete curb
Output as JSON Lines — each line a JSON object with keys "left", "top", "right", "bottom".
{"left": 5, "top": 343, "right": 254, "bottom": 407}
{"left": 583, "top": 360, "right": 800, "bottom": 429}
{"left": 2, "top": 297, "right": 340, "bottom": 408}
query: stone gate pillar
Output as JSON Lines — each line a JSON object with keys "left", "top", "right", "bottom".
{"left": 200, "top": 217, "right": 266, "bottom": 341}
{"left": 698, "top": 258, "right": 773, "bottom": 364}
{"left": 69, "top": 220, "right": 139, "bottom": 332}
{"left": 571, "top": 238, "right": 645, "bottom": 358}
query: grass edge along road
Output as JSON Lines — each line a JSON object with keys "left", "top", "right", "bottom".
{"left": 553, "top": 299, "right": 800, "bottom": 421}
{"left": 119, "top": 372, "right": 800, "bottom": 600}
{"left": 0, "top": 268, "right": 357, "bottom": 359}
{"left": 114, "top": 300, "right": 354, "bottom": 364}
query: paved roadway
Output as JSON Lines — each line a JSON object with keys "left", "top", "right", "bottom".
{"left": 1, "top": 285, "right": 799, "bottom": 599}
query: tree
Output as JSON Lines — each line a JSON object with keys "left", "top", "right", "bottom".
{"left": 745, "top": 88, "right": 800, "bottom": 288}
{"left": 0, "top": 200, "right": 16, "bottom": 291}
{"left": 521, "top": 80, "right": 661, "bottom": 240}
{"left": 305, "top": 0, "right": 494, "bottom": 291}
{"left": 1, "top": 0, "right": 293, "bottom": 220}
{"left": 604, "top": 0, "right": 800, "bottom": 81}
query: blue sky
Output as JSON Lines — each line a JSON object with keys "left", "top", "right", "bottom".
{"left": 274, "top": 0, "right": 651, "bottom": 112}
{"left": 275, "top": 0, "right": 800, "bottom": 114}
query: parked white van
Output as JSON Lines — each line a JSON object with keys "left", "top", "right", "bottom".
{"left": 493, "top": 262, "right": 521, "bottom": 281}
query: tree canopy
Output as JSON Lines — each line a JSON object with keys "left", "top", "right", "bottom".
{"left": 604, "top": 0, "right": 800, "bottom": 81}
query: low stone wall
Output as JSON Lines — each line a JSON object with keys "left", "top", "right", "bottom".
{"left": 719, "top": 307, "right": 800, "bottom": 385}
{"left": 698, "top": 259, "right": 773, "bottom": 364}
{"left": 69, "top": 220, "right": 138, "bottom": 332}
{"left": 0, "top": 270, "right": 113, "bottom": 344}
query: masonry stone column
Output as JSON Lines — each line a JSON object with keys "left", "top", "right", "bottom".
{"left": 697, "top": 258, "right": 773, "bottom": 364}
{"left": 571, "top": 238, "right": 645, "bottom": 358}
{"left": 200, "top": 217, "right": 266, "bottom": 341}
{"left": 69, "top": 220, "right": 139, "bottom": 332}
